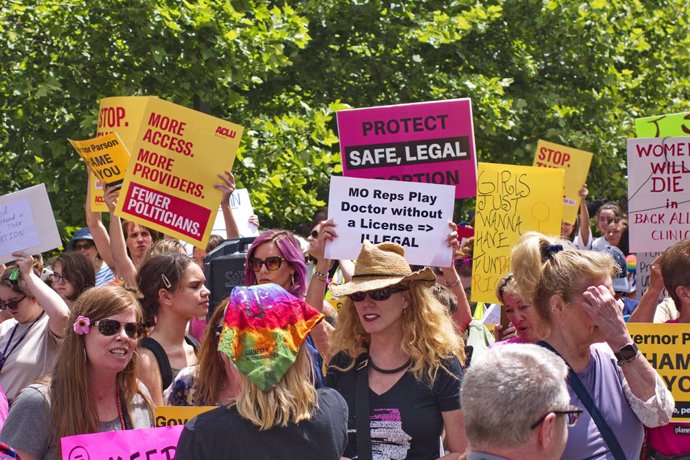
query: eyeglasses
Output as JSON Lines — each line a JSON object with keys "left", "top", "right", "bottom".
{"left": 93, "top": 319, "right": 143, "bottom": 339}
{"left": 249, "top": 256, "right": 285, "bottom": 272}
{"left": 0, "top": 295, "right": 26, "bottom": 311}
{"left": 348, "top": 286, "right": 408, "bottom": 302}
{"left": 530, "top": 406, "right": 583, "bottom": 429}
{"left": 50, "top": 272, "right": 67, "bottom": 283}
{"left": 75, "top": 241, "right": 95, "bottom": 250}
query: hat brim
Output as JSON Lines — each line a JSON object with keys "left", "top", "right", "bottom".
{"left": 612, "top": 277, "right": 633, "bottom": 294}
{"left": 329, "top": 267, "right": 436, "bottom": 297}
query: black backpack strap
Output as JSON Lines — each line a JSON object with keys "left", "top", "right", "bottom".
{"left": 139, "top": 337, "right": 173, "bottom": 391}
{"left": 355, "top": 354, "right": 372, "bottom": 460}
{"left": 536, "top": 341, "right": 626, "bottom": 460}
{"left": 184, "top": 333, "right": 200, "bottom": 353}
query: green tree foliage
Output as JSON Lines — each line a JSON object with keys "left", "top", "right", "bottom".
{"left": 1, "top": 0, "right": 688, "bottom": 239}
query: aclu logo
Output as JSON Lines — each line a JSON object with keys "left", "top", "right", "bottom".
{"left": 215, "top": 126, "right": 237, "bottom": 140}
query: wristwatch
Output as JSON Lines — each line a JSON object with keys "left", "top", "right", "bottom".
{"left": 614, "top": 343, "right": 640, "bottom": 365}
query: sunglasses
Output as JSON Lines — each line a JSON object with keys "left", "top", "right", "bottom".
{"left": 75, "top": 241, "right": 95, "bottom": 250}
{"left": 348, "top": 286, "right": 407, "bottom": 302}
{"left": 93, "top": 319, "right": 143, "bottom": 339}
{"left": 530, "top": 406, "right": 583, "bottom": 429}
{"left": 249, "top": 256, "right": 285, "bottom": 272}
{"left": 0, "top": 295, "right": 26, "bottom": 311}
{"left": 454, "top": 258, "right": 473, "bottom": 269}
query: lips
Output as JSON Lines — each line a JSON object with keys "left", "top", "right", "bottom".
{"left": 362, "top": 313, "right": 380, "bottom": 322}
{"left": 109, "top": 347, "right": 129, "bottom": 357}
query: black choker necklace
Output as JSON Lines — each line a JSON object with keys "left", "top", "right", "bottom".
{"left": 368, "top": 357, "right": 412, "bottom": 374}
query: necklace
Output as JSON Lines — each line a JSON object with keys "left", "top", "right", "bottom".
{"left": 368, "top": 357, "right": 412, "bottom": 374}
{"left": 0, "top": 311, "right": 45, "bottom": 372}
{"left": 116, "top": 390, "right": 126, "bottom": 431}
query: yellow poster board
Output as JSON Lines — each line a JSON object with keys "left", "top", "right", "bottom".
{"left": 533, "top": 140, "right": 593, "bottom": 224}
{"left": 69, "top": 132, "right": 130, "bottom": 188}
{"left": 472, "top": 163, "right": 564, "bottom": 304}
{"left": 627, "top": 323, "right": 690, "bottom": 421}
{"left": 154, "top": 406, "right": 216, "bottom": 427}
{"left": 635, "top": 112, "right": 690, "bottom": 138}
{"left": 89, "top": 96, "right": 158, "bottom": 211}
{"left": 115, "top": 98, "right": 243, "bottom": 247}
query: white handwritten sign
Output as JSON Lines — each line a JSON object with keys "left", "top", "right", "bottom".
{"left": 0, "top": 184, "right": 60, "bottom": 263}
{"left": 210, "top": 188, "right": 259, "bottom": 238}
{"left": 325, "top": 176, "right": 455, "bottom": 266}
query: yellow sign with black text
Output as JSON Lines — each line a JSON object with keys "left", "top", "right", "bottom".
{"left": 154, "top": 406, "right": 216, "bottom": 427}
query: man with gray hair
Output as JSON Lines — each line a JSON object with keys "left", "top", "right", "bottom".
{"left": 461, "top": 344, "right": 580, "bottom": 459}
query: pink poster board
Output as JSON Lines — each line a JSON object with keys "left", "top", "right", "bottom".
{"left": 337, "top": 99, "right": 477, "bottom": 199}
{"left": 61, "top": 425, "right": 183, "bottom": 460}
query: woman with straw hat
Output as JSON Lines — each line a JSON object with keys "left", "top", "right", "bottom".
{"left": 314, "top": 233, "right": 466, "bottom": 459}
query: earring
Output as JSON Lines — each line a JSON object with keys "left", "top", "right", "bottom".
{"left": 291, "top": 273, "right": 296, "bottom": 285}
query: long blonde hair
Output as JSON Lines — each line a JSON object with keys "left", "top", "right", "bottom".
{"left": 233, "top": 345, "right": 317, "bottom": 430}
{"left": 49, "top": 286, "right": 153, "bottom": 457}
{"left": 194, "top": 301, "right": 230, "bottom": 405}
{"left": 329, "top": 281, "right": 465, "bottom": 383}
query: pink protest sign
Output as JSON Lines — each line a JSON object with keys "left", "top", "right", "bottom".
{"left": 337, "top": 99, "right": 477, "bottom": 199}
{"left": 61, "top": 425, "right": 183, "bottom": 460}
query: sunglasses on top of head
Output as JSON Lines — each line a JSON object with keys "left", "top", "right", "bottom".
{"left": 93, "top": 319, "right": 143, "bottom": 339}
{"left": 347, "top": 286, "right": 408, "bottom": 302}
{"left": 249, "top": 256, "right": 286, "bottom": 272}
{"left": 0, "top": 295, "right": 26, "bottom": 311}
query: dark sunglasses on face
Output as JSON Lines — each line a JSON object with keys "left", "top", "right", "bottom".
{"left": 0, "top": 295, "right": 26, "bottom": 311}
{"left": 348, "top": 286, "right": 408, "bottom": 302}
{"left": 249, "top": 256, "right": 285, "bottom": 272}
{"left": 93, "top": 319, "right": 143, "bottom": 339}
{"left": 530, "top": 406, "right": 583, "bottom": 430}
{"left": 75, "top": 241, "right": 95, "bottom": 250}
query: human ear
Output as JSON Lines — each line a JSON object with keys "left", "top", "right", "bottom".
{"left": 549, "top": 294, "right": 565, "bottom": 313}
{"left": 158, "top": 288, "right": 173, "bottom": 306}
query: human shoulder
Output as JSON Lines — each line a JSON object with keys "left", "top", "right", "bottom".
{"left": 13, "top": 383, "right": 50, "bottom": 406}
{"left": 184, "top": 406, "right": 237, "bottom": 433}
{"left": 0, "top": 319, "right": 18, "bottom": 336}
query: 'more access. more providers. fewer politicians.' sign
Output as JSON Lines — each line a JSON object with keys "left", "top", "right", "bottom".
{"left": 115, "top": 98, "right": 243, "bottom": 248}
{"left": 337, "top": 99, "right": 477, "bottom": 199}
{"left": 627, "top": 137, "right": 690, "bottom": 253}
{"left": 325, "top": 176, "right": 456, "bottom": 267}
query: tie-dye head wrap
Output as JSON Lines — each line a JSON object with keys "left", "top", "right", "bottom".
{"left": 218, "top": 283, "right": 324, "bottom": 391}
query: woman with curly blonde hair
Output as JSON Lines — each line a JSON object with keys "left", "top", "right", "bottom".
{"left": 308, "top": 223, "right": 466, "bottom": 460}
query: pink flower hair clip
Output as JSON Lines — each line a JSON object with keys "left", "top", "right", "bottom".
{"left": 73, "top": 315, "right": 91, "bottom": 335}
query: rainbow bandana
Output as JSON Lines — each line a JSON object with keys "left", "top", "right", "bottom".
{"left": 218, "top": 284, "right": 324, "bottom": 391}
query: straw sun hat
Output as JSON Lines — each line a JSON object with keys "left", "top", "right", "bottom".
{"left": 329, "top": 241, "right": 436, "bottom": 297}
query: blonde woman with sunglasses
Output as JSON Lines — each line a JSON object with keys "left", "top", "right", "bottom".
{"left": 0, "top": 252, "right": 69, "bottom": 402}
{"left": 0, "top": 285, "right": 154, "bottom": 460}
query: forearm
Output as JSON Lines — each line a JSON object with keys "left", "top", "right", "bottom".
{"left": 578, "top": 202, "right": 591, "bottom": 247}
{"left": 629, "top": 286, "right": 663, "bottom": 323}
{"left": 25, "top": 272, "right": 69, "bottom": 336}
{"left": 108, "top": 215, "right": 137, "bottom": 284}
{"left": 442, "top": 267, "right": 471, "bottom": 332}
{"left": 221, "top": 203, "right": 240, "bottom": 239}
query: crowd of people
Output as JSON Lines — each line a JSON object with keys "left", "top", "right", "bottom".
{"left": 0, "top": 165, "right": 685, "bottom": 460}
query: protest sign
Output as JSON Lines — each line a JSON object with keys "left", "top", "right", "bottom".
{"left": 628, "top": 323, "right": 690, "bottom": 421}
{"left": 115, "top": 98, "right": 243, "bottom": 247}
{"left": 0, "top": 184, "right": 61, "bottom": 264}
{"left": 626, "top": 137, "right": 690, "bottom": 253}
{"left": 69, "top": 132, "right": 130, "bottom": 188}
{"left": 337, "top": 99, "right": 476, "bottom": 199}
{"left": 635, "top": 112, "right": 690, "bottom": 138}
{"left": 155, "top": 406, "right": 216, "bottom": 427}
{"left": 325, "top": 176, "right": 455, "bottom": 266}
{"left": 635, "top": 251, "right": 667, "bottom": 302}
{"left": 533, "top": 140, "right": 592, "bottom": 224}
{"left": 61, "top": 425, "right": 182, "bottom": 460}
{"left": 472, "top": 163, "right": 564, "bottom": 304}
{"left": 210, "top": 188, "right": 260, "bottom": 238}
{"left": 89, "top": 96, "right": 158, "bottom": 212}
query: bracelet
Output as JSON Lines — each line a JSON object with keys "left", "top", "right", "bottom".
{"left": 617, "top": 352, "right": 640, "bottom": 367}
{"left": 313, "top": 270, "right": 329, "bottom": 282}
{"left": 444, "top": 278, "right": 462, "bottom": 288}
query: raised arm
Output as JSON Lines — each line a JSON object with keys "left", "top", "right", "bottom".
{"left": 629, "top": 256, "right": 664, "bottom": 323}
{"left": 443, "top": 222, "right": 472, "bottom": 333}
{"left": 85, "top": 170, "right": 114, "bottom": 269}
{"left": 577, "top": 184, "right": 592, "bottom": 249}
{"left": 214, "top": 170, "right": 240, "bottom": 239}
{"left": 104, "top": 186, "right": 138, "bottom": 285}
{"left": 12, "top": 252, "right": 69, "bottom": 336}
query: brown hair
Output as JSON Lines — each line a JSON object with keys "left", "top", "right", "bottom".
{"left": 194, "top": 300, "right": 231, "bottom": 405}
{"left": 49, "top": 285, "right": 152, "bottom": 457}
{"left": 0, "top": 257, "right": 43, "bottom": 297}
{"left": 51, "top": 252, "right": 96, "bottom": 301}
{"left": 136, "top": 253, "right": 194, "bottom": 326}
{"left": 660, "top": 239, "right": 690, "bottom": 311}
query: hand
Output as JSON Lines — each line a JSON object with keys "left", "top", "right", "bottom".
{"left": 214, "top": 170, "right": 236, "bottom": 205}
{"left": 311, "top": 219, "right": 337, "bottom": 268}
{"left": 647, "top": 256, "right": 665, "bottom": 293}
{"left": 446, "top": 221, "right": 460, "bottom": 250}
{"left": 581, "top": 284, "right": 630, "bottom": 348}
{"left": 248, "top": 214, "right": 260, "bottom": 228}
{"left": 494, "top": 324, "right": 517, "bottom": 342}
{"left": 11, "top": 251, "right": 35, "bottom": 277}
{"left": 103, "top": 186, "right": 119, "bottom": 213}
{"left": 579, "top": 184, "right": 589, "bottom": 200}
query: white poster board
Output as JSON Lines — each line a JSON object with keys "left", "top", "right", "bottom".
{"left": 210, "top": 189, "right": 259, "bottom": 238}
{"left": 0, "top": 184, "right": 61, "bottom": 263}
{"left": 635, "top": 251, "right": 668, "bottom": 302}
{"left": 325, "top": 176, "right": 455, "bottom": 267}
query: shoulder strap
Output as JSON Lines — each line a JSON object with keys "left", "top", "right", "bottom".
{"left": 536, "top": 341, "right": 626, "bottom": 460}
{"left": 184, "top": 333, "right": 200, "bottom": 353}
{"left": 355, "top": 354, "right": 373, "bottom": 460}
{"left": 139, "top": 337, "right": 173, "bottom": 391}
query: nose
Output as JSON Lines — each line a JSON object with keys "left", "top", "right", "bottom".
{"left": 201, "top": 285, "right": 210, "bottom": 297}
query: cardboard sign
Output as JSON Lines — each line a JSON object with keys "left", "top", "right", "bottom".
{"left": 90, "top": 96, "right": 158, "bottom": 212}
{"left": 628, "top": 323, "right": 690, "bottom": 421}
{"left": 472, "top": 163, "right": 564, "bottom": 304}
{"left": 70, "top": 132, "right": 130, "bottom": 188}
{"left": 210, "top": 189, "right": 260, "bottom": 238}
{"left": 626, "top": 137, "right": 690, "bottom": 252}
{"left": 155, "top": 406, "right": 216, "bottom": 427}
{"left": 61, "top": 425, "right": 183, "bottom": 460}
{"left": 337, "top": 99, "right": 477, "bottom": 199}
{"left": 325, "top": 176, "right": 456, "bottom": 266}
{"left": 115, "top": 98, "right": 243, "bottom": 247}
{"left": 0, "top": 184, "right": 61, "bottom": 264}
{"left": 533, "top": 140, "right": 592, "bottom": 224}
{"left": 635, "top": 112, "right": 690, "bottom": 138}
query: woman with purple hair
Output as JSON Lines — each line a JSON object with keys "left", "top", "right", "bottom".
{"left": 243, "top": 230, "right": 324, "bottom": 386}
